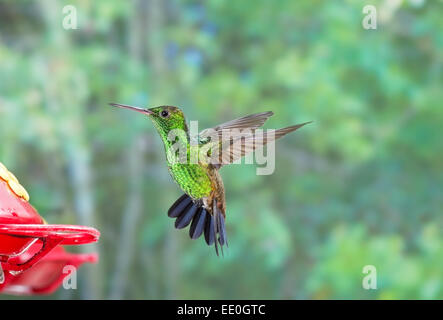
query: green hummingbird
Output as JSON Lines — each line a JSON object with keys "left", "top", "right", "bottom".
{"left": 110, "top": 103, "right": 310, "bottom": 255}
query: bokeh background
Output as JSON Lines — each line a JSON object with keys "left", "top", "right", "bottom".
{"left": 0, "top": 0, "right": 442, "bottom": 299}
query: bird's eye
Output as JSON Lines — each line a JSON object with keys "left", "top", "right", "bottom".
{"left": 160, "top": 110, "right": 169, "bottom": 118}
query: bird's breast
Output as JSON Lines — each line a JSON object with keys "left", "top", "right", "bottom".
{"left": 167, "top": 163, "right": 213, "bottom": 199}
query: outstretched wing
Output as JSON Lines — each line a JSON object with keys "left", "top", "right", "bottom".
{"left": 197, "top": 111, "right": 274, "bottom": 143}
{"left": 200, "top": 121, "right": 312, "bottom": 168}
{"left": 216, "top": 122, "right": 311, "bottom": 167}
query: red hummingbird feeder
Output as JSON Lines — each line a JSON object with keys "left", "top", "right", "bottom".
{"left": 0, "top": 245, "right": 98, "bottom": 295}
{"left": 0, "top": 162, "right": 100, "bottom": 295}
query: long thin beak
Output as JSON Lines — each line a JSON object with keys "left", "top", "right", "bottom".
{"left": 109, "top": 103, "right": 153, "bottom": 115}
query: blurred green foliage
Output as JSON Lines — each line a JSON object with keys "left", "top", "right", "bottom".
{"left": 0, "top": 0, "right": 441, "bottom": 299}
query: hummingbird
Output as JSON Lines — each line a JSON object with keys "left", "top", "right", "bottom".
{"left": 110, "top": 103, "right": 311, "bottom": 256}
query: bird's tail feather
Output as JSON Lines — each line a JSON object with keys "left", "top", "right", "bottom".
{"left": 168, "top": 193, "right": 228, "bottom": 256}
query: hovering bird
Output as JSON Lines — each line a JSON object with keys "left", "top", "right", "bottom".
{"left": 110, "top": 103, "right": 310, "bottom": 255}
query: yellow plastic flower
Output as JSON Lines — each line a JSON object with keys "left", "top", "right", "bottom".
{"left": 0, "top": 162, "right": 30, "bottom": 201}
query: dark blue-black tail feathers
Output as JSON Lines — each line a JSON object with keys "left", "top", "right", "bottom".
{"left": 168, "top": 194, "right": 228, "bottom": 256}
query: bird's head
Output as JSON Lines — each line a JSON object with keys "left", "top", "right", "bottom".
{"left": 109, "top": 103, "right": 188, "bottom": 136}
